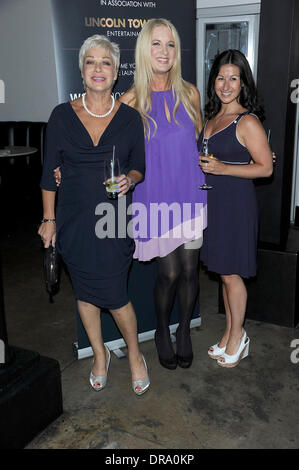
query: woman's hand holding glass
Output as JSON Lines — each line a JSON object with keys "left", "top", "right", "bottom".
{"left": 105, "top": 174, "right": 132, "bottom": 197}
{"left": 54, "top": 167, "right": 132, "bottom": 196}
{"left": 199, "top": 154, "right": 225, "bottom": 175}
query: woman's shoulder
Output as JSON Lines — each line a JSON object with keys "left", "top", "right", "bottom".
{"left": 182, "top": 81, "right": 201, "bottom": 109}
{"left": 187, "top": 81, "right": 200, "bottom": 94}
{"left": 183, "top": 81, "right": 200, "bottom": 97}
{"left": 237, "top": 111, "right": 263, "bottom": 136}
{"left": 48, "top": 102, "right": 71, "bottom": 123}
{"left": 119, "top": 87, "right": 136, "bottom": 107}
{"left": 239, "top": 111, "right": 260, "bottom": 127}
{"left": 118, "top": 100, "right": 142, "bottom": 125}
{"left": 69, "top": 96, "right": 82, "bottom": 109}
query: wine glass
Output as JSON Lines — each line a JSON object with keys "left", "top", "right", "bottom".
{"left": 104, "top": 155, "right": 120, "bottom": 200}
{"left": 199, "top": 140, "right": 213, "bottom": 190}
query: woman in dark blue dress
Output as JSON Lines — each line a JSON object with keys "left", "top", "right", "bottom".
{"left": 199, "top": 50, "right": 273, "bottom": 368}
{"left": 38, "top": 35, "right": 150, "bottom": 395}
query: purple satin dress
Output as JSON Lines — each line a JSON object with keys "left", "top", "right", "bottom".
{"left": 132, "top": 90, "right": 207, "bottom": 261}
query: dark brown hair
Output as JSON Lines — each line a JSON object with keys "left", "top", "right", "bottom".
{"left": 205, "top": 49, "right": 264, "bottom": 120}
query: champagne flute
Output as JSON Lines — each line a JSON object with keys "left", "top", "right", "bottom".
{"left": 104, "top": 146, "right": 120, "bottom": 199}
{"left": 199, "top": 140, "right": 213, "bottom": 190}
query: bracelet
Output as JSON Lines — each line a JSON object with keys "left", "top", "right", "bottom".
{"left": 41, "top": 218, "right": 56, "bottom": 223}
{"left": 127, "top": 175, "right": 136, "bottom": 190}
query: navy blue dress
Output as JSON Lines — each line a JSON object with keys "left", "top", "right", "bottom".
{"left": 40, "top": 102, "right": 145, "bottom": 308}
{"left": 199, "top": 112, "right": 258, "bottom": 278}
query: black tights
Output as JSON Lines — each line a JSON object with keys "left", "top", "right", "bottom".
{"left": 154, "top": 244, "right": 200, "bottom": 359}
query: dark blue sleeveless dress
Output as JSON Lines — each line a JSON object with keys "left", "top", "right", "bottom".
{"left": 40, "top": 102, "right": 145, "bottom": 308}
{"left": 199, "top": 112, "right": 258, "bottom": 278}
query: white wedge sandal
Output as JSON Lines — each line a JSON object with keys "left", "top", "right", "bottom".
{"left": 208, "top": 343, "right": 226, "bottom": 360}
{"left": 217, "top": 331, "right": 250, "bottom": 368}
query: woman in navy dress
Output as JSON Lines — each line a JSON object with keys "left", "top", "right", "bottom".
{"left": 199, "top": 50, "right": 273, "bottom": 367}
{"left": 38, "top": 35, "right": 150, "bottom": 395}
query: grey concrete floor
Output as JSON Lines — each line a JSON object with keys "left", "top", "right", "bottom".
{"left": 1, "top": 226, "right": 299, "bottom": 449}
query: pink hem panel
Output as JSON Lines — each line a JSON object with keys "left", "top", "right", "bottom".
{"left": 133, "top": 206, "right": 207, "bottom": 262}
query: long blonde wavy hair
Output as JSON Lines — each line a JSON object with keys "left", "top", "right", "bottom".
{"left": 134, "top": 18, "right": 199, "bottom": 139}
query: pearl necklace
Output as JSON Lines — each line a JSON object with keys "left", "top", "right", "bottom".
{"left": 82, "top": 93, "right": 115, "bottom": 118}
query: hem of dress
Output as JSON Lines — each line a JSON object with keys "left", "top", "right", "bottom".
{"left": 200, "top": 259, "right": 257, "bottom": 279}
{"left": 75, "top": 295, "right": 130, "bottom": 310}
{"left": 133, "top": 209, "right": 208, "bottom": 262}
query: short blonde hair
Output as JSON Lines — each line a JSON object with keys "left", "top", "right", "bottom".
{"left": 79, "top": 35, "right": 120, "bottom": 74}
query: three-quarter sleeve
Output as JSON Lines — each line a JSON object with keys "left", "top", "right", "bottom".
{"left": 40, "top": 106, "right": 63, "bottom": 191}
{"left": 127, "top": 112, "right": 145, "bottom": 179}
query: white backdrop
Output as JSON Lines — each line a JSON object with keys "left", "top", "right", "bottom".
{"left": 0, "top": 0, "right": 58, "bottom": 122}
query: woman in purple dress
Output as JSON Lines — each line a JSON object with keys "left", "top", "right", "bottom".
{"left": 199, "top": 50, "right": 273, "bottom": 367}
{"left": 120, "top": 19, "right": 207, "bottom": 369}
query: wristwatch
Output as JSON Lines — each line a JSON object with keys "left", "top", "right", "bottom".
{"left": 127, "top": 175, "right": 136, "bottom": 191}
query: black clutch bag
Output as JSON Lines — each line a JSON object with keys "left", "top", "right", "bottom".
{"left": 43, "top": 243, "right": 61, "bottom": 302}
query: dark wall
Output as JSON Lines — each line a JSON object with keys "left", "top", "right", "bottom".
{"left": 256, "top": 0, "right": 299, "bottom": 247}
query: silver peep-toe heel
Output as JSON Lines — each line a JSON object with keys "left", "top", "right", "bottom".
{"left": 132, "top": 355, "right": 150, "bottom": 396}
{"left": 89, "top": 344, "right": 111, "bottom": 391}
